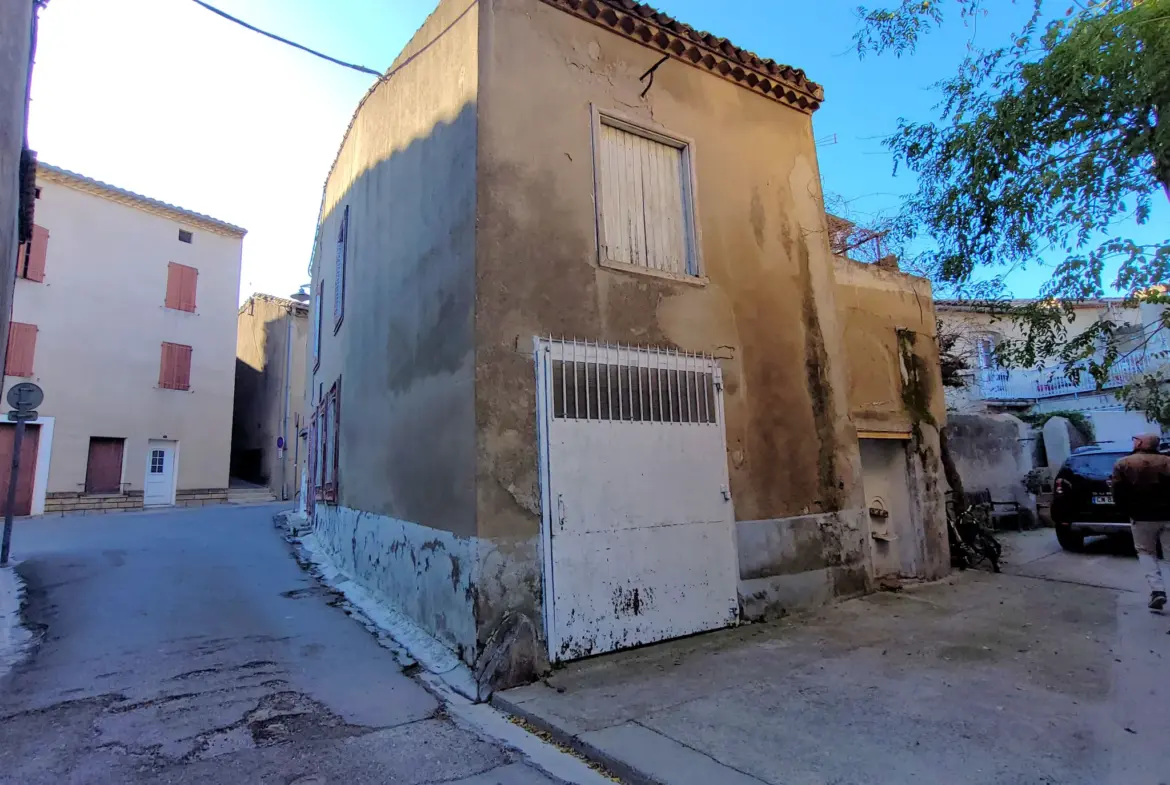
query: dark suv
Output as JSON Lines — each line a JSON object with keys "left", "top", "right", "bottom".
{"left": 1051, "top": 448, "right": 1130, "bottom": 551}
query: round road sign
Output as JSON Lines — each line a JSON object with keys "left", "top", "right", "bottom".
{"left": 6, "top": 382, "right": 43, "bottom": 412}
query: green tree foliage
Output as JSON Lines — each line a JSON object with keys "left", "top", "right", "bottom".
{"left": 855, "top": 0, "right": 1170, "bottom": 422}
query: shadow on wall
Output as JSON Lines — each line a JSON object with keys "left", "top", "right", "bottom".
{"left": 230, "top": 358, "right": 265, "bottom": 484}
{"left": 309, "top": 100, "right": 484, "bottom": 674}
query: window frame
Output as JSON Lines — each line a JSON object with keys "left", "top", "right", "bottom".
{"left": 314, "top": 378, "right": 341, "bottom": 504}
{"left": 590, "top": 105, "right": 705, "bottom": 285}
{"left": 158, "top": 341, "right": 193, "bottom": 391}
{"left": 164, "top": 262, "right": 198, "bottom": 313}
{"left": 312, "top": 283, "right": 323, "bottom": 372}
{"left": 334, "top": 205, "right": 348, "bottom": 334}
{"left": 5, "top": 322, "right": 37, "bottom": 377}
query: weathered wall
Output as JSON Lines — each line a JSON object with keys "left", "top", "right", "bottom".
{"left": 307, "top": 0, "right": 480, "bottom": 657}
{"left": 3, "top": 171, "right": 243, "bottom": 496}
{"left": 233, "top": 294, "right": 308, "bottom": 500}
{"left": 835, "top": 257, "right": 950, "bottom": 581}
{"left": 0, "top": 2, "right": 34, "bottom": 389}
{"left": 474, "top": 0, "right": 863, "bottom": 667}
{"left": 945, "top": 413, "right": 1036, "bottom": 516}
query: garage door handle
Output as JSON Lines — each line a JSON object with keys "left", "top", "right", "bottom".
{"left": 721, "top": 486, "right": 731, "bottom": 502}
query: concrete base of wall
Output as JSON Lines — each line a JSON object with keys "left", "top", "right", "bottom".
{"left": 175, "top": 488, "right": 229, "bottom": 507}
{"left": 44, "top": 491, "right": 145, "bottom": 514}
{"left": 312, "top": 504, "right": 478, "bottom": 666}
{"left": 736, "top": 509, "right": 872, "bottom": 622}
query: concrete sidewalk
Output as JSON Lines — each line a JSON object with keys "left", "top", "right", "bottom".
{"left": 496, "top": 531, "right": 1170, "bottom": 785}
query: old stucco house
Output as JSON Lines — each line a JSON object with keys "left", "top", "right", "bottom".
{"left": 305, "top": 0, "right": 948, "bottom": 695}
{"left": 0, "top": 163, "right": 244, "bottom": 515}
{"left": 232, "top": 293, "right": 309, "bottom": 503}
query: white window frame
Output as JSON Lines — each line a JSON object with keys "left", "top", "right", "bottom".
{"left": 590, "top": 105, "right": 705, "bottom": 285}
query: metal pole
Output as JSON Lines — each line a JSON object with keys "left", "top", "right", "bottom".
{"left": 1, "top": 419, "right": 27, "bottom": 566}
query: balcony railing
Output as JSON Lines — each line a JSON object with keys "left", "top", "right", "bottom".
{"left": 975, "top": 355, "right": 1148, "bottom": 401}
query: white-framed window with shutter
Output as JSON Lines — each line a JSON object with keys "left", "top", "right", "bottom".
{"left": 334, "top": 205, "right": 348, "bottom": 333}
{"left": 592, "top": 107, "right": 702, "bottom": 282}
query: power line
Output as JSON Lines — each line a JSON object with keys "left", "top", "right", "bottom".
{"left": 187, "top": 0, "right": 382, "bottom": 77}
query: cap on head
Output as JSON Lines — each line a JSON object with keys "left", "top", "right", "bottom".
{"left": 1133, "top": 433, "right": 1161, "bottom": 452}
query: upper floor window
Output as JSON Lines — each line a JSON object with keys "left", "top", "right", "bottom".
{"left": 975, "top": 334, "right": 999, "bottom": 371}
{"left": 165, "top": 262, "right": 198, "bottom": 312}
{"left": 178, "top": 229, "right": 193, "bottom": 244}
{"left": 5, "top": 322, "right": 37, "bottom": 377}
{"left": 159, "top": 342, "right": 193, "bottom": 390}
{"left": 17, "top": 224, "right": 48, "bottom": 282}
{"left": 593, "top": 110, "right": 700, "bottom": 280}
{"left": 312, "top": 283, "right": 323, "bottom": 371}
{"left": 334, "top": 206, "right": 348, "bottom": 332}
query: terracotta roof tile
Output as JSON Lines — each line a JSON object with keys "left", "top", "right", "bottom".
{"left": 541, "top": 0, "right": 822, "bottom": 112}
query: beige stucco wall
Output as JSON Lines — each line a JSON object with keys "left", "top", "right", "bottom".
{"left": 3, "top": 171, "right": 243, "bottom": 497}
{"left": 473, "top": 0, "right": 865, "bottom": 665}
{"left": 307, "top": 0, "right": 481, "bottom": 662}
{"left": 233, "top": 294, "right": 308, "bottom": 500}
{"left": 834, "top": 256, "right": 950, "bottom": 580}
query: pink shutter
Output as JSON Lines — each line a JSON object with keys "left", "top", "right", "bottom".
{"left": 175, "top": 344, "right": 192, "bottom": 389}
{"left": 183, "top": 266, "right": 198, "bottom": 312}
{"left": 5, "top": 323, "right": 37, "bottom": 377}
{"left": 165, "top": 263, "right": 182, "bottom": 309}
{"left": 24, "top": 225, "right": 48, "bottom": 282}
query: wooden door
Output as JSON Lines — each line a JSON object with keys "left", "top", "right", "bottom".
{"left": 0, "top": 424, "right": 41, "bottom": 516}
{"left": 85, "top": 438, "right": 124, "bottom": 494}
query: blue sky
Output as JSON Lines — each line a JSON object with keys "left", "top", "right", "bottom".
{"left": 27, "top": 0, "right": 1163, "bottom": 302}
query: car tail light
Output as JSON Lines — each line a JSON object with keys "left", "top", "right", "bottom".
{"left": 1055, "top": 478, "right": 1071, "bottom": 496}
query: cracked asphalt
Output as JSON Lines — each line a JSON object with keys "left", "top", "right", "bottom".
{"left": 0, "top": 505, "right": 559, "bottom": 785}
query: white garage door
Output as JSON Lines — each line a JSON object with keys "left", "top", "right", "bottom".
{"left": 535, "top": 339, "right": 739, "bottom": 662}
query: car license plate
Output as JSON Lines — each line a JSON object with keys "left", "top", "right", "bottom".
{"left": 1092, "top": 494, "right": 1114, "bottom": 505}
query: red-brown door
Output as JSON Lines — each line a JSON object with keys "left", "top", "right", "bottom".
{"left": 85, "top": 437, "right": 124, "bottom": 494}
{"left": 0, "top": 424, "right": 41, "bottom": 516}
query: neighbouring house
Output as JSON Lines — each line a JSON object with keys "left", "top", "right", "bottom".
{"left": 0, "top": 163, "right": 245, "bottom": 516}
{"left": 304, "top": 0, "right": 948, "bottom": 695}
{"left": 232, "top": 293, "right": 309, "bottom": 503}
{"left": 1, "top": 1, "right": 44, "bottom": 390}
{"left": 938, "top": 298, "right": 1162, "bottom": 444}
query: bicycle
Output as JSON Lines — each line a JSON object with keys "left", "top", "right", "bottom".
{"left": 947, "top": 501, "right": 1002, "bottom": 573}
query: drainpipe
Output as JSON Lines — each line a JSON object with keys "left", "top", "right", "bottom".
{"left": 279, "top": 307, "right": 293, "bottom": 501}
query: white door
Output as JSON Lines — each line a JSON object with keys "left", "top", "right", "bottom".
{"left": 858, "top": 438, "right": 919, "bottom": 578}
{"left": 536, "top": 339, "right": 739, "bottom": 662}
{"left": 144, "top": 440, "right": 177, "bottom": 506}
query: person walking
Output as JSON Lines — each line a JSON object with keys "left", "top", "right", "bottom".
{"left": 1111, "top": 433, "right": 1170, "bottom": 611}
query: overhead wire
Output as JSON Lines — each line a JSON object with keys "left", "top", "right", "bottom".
{"left": 187, "top": 0, "right": 383, "bottom": 77}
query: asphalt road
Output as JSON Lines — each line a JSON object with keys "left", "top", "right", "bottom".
{"left": 0, "top": 504, "right": 560, "bottom": 785}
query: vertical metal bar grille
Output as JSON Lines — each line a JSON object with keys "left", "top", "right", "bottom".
{"left": 547, "top": 340, "right": 717, "bottom": 424}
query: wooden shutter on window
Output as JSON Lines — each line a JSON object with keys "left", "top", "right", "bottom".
{"left": 5, "top": 322, "right": 37, "bottom": 377}
{"left": 23, "top": 225, "right": 48, "bottom": 282}
{"left": 165, "top": 263, "right": 197, "bottom": 312}
{"left": 159, "top": 342, "right": 193, "bottom": 390}
{"left": 85, "top": 438, "right": 125, "bottom": 494}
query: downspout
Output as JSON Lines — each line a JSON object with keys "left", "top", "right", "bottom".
{"left": 280, "top": 307, "right": 293, "bottom": 500}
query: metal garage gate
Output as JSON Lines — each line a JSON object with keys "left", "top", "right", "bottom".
{"left": 535, "top": 338, "right": 739, "bottom": 662}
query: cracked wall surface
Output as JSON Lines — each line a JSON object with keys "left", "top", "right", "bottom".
{"left": 472, "top": 0, "right": 863, "bottom": 684}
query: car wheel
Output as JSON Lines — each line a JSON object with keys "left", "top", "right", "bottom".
{"left": 1056, "top": 525, "right": 1085, "bottom": 552}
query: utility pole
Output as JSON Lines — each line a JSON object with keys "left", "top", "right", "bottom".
{"left": 2, "top": 381, "right": 42, "bottom": 566}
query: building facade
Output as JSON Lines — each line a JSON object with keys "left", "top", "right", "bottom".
{"left": 305, "top": 0, "right": 948, "bottom": 694}
{"left": 232, "top": 293, "right": 309, "bottom": 502}
{"left": 1, "top": 1, "right": 42, "bottom": 389}
{"left": 0, "top": 163, "right": 245, "bottom": 515}
{"left": 938, "top": 298, "right": 1161, "bottom": 443}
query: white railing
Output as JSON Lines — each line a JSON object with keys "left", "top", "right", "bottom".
{"left": 975, "top": 355, "right": 1148, "bottom": 401}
